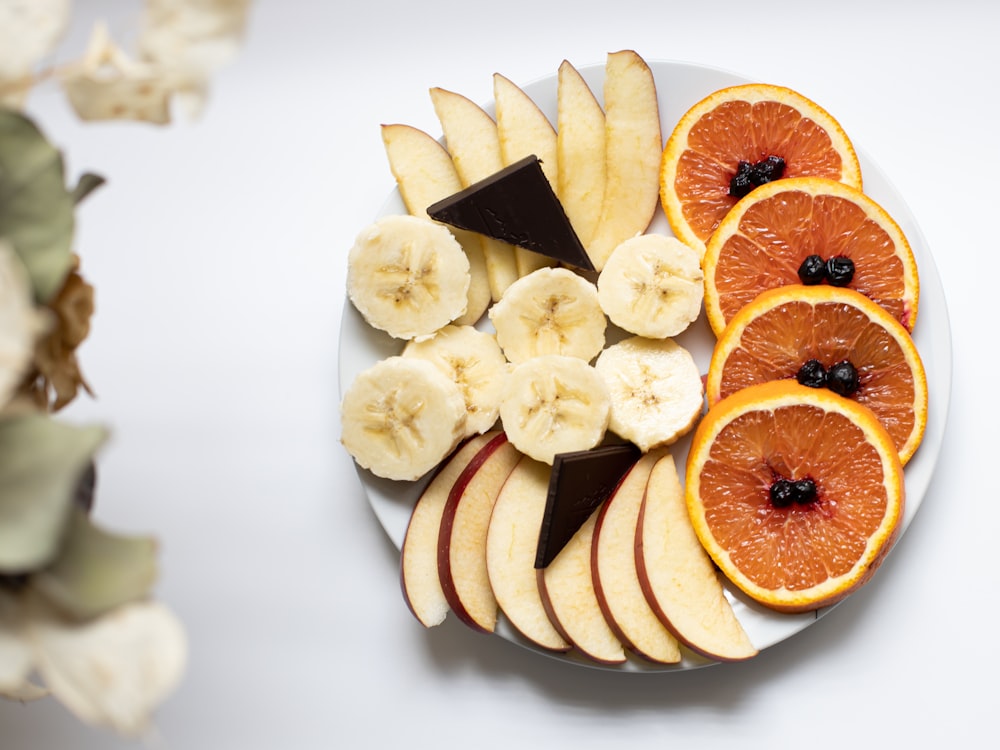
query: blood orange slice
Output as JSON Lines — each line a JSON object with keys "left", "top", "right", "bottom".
{"left": 706, "top": 284, "right": 927, "bottom": 465}
{"left": 702, "top": 176, "right": 919, "bottom": 337}
{"left": 660, "top": 83, "right": 862, "bottom": 257}
{"left": 686, "top": 380, "right": 905, "bottom": 613}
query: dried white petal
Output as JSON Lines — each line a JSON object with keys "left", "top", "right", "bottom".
{"left": 59, "top": 23, "right": 174, "bottom": 124}
{"left": 30, "top": 601, "right": 188, "bottom": 736}
{"left": 0, "top": 0, "right": 71, "bottom": 107}
{"left": 139, "top": 0, "right": 252, "bottom": 73}
{"left": 0, "top": 679, "right": 49, "bottom": 701}
{"left": 0, "top": 591, "right": 35, "bottom": 695}
{"left": 0, "top": 241, "right": 47, "bottom": 407}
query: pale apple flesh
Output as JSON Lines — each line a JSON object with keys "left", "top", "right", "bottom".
{"left": 556, "top": 59, "right": 607, "bottom": 249}
{"left": 592, "top": 449, "right": 681, "bottom": 664}
{"left": 380, "top": 123, "right": 491, "bottom": 325}
{"left": 485, "top": 456, "right": 571, "bottom": 652}
{"left": 538, "top": 507, "right": 626, "bottom": 665}
{"left": 494, "top": 72, "right": 560, "bottom": 278}
{"left": 400, "top": 432, "right": 497, "bottom": 627}
{"left": 586, "top": 50, "right": 663, "bottom": 271}
{"left": 429, "top": 87, "right": 519, "bottom": 300}
{"left": 437, "top": 432, "right": 521, "bottom": 633}
{"left": 636, "top": 455, "right": 758, "bottom": 662}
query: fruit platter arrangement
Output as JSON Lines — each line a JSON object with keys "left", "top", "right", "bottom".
{"left": 337, "top": 51, "right": 947, "bottom": 670}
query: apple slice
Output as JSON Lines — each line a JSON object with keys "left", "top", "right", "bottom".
{"left": 592, "top": 450, "right": 681, "bottom": 664}
{"left": 636, "top": 454, "right": 758, "bottom": 662}
{"left": 538, "top": 506, "right": 625, "bottom": 665}
{"left": 429, "top": 87, "right": 519, "bottom": 300}
{"left": 556, "top": 59, "right": 606, "bottom": 248}
{"left": 400, "top": 432, "right": 497, "bottom": 627}
{"left": 494, "top": 72, "right": 559, "bottom": 277}
{"left": 485, "top": 456, "right": 571, "bottom": 652}
{"left": 381, "top": 123, "right": 491, "bottom": 326}
{"left": 586, "top": 50, "right": 663, "bottom": 271}
{"left": 438, "top": 432, "right": 522, "bottom": 633}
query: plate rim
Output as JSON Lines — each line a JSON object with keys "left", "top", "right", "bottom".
{"left": 337, "top": 57, "right": 954, "bottom": 672}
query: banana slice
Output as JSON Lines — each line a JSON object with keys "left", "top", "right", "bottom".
{"left": 488, "top": 267, "right": 606, "bottom": 364}
{"left": 594, "top": 336, "right": 704, "bottom": 452}
{"left": 402, "top": 324, "right": 510, "bottom": 437}
{"left": 347, "top": 214, "right": 471, "bottom": 341}
{"left": 340, "top": 356, "right": 467, "bottom": 481}
{"left": 597, "top": 234, "right": 704, "bottom": 339}
{"left": 499, "top": 355, "right": 610, "bottom": 464}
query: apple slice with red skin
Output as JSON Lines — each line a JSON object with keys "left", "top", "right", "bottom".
{"left": 538, "top": 506, "right": 626, "bottom": 665}
{"left": 591, "top": 449, "right": 681, "bottom": 664}
{"left": 636, "top": 454, "right": 758, "bottom": 662}
{"left": 400, "top": 432, "right": 497, "bottom": 627}
{"left": 438, "top": 432, "right": 522, "bottom": 633}
{"left": 485, "top": 456, "right": 571, "bottom": 652}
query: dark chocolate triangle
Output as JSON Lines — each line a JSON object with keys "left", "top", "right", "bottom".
{"left": 534, "top": 443, "right": 641, "bottom": 568}
{"left": 426, "top": 155, "right": 595, "bottom": 271}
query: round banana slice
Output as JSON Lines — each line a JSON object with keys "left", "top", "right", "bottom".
{"left": 596, "top": 234, "right": 704, "bottom": 339}
{"left": 499, "top": 354, "right": 610, "bottom": 465}
{"left": 594, "top": 336, "right": 704, "bottom": 452}
{"left": 341, "top": 356, "right": 467, "bottom": 481}
{"left": 488, "top": 267, "right": 606, "bottom": 364}
{"left": 347, "top": 214, "right": 471, "bottom": 340}
{"left": 402, "top": 324, "right": 510, "bottom": 437}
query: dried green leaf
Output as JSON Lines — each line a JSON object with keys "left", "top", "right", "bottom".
{"left": 71, "top": 172, "right": 106, "bottom": 205}
{"left": 33, "top": 508, "right": 158, "bottom": 621}
{"left": 0, "top": 109, "right": 75, "bottom": 302}
{"left": 0, "top": 415, "right": 106, "bottom": 573}
{"left": 0, "top": 240, "right": 48, "bottom": 406}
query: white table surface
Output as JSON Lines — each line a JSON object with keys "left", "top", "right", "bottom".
{"left": 2, "top": 0, "right": 992, "bottom": 747}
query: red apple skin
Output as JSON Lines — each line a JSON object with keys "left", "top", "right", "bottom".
{"left": 634, "top": 456, "right": 757, "bottom": 663}
{"left": 590, "top": 452, "right": 681, "bottom": 665}
{"left": 590, "top": 474, "right": 637, "bottom": 652}
{"left": 437, "top": 432, "right": 520, "bottom": 633}
{"left": 536, "top": 511, "right": 626, "bottom": 666}
{"left": 400, "top": 433, "right": 496, "bottom": 627}
{"left": 485, "top": 457, "right": 571, "bottom": 652}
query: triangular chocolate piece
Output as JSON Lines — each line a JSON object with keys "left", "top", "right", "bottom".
{"left": 534, "top": 443, "right": 641, "bottom": 568}
{"left": 427, "top": 155, "right": 595, "bottom": 271}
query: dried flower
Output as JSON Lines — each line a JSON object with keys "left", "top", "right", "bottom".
{"left": 24, "top": 257, "right": 96, "bottom": 411}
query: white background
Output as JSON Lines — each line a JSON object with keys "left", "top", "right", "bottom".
{"left": 1, "top": 0, "right": 993, "bottom": 747}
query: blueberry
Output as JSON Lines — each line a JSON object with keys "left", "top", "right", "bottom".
{"left": 827, "top": 360, "right": 860, "bottom": 396}
{"left": 796, "top": 359, "right": 827, "bottom": 388}
{"left": 797, "top": 254, "right": 827, "bottom": 285}
{"left": 769, "top": 479, "right": 795, "bottom": 508}
{"left": 729, "top": 161, "right": 755, "bottom": 198}
{"left": 751, "top": 155, "right": 786, "bottom": 184}
{"left": 770, "top": 477, "right": 817, "bottom": 507}
{"left": 825, "top": 256, "right": 855, "bottom": 286}
{"left": 792, "top": 479, "right": 818, "bottom": 505}
{"left": 729, "top": 155, "right": 786, "bottom": 198}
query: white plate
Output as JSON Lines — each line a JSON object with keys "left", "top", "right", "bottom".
{"left": 337, "top": 59, "right": 953, "bottom": 671}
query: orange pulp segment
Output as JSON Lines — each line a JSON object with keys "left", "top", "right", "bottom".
{"left": 702, "top": 176, "right": 919, "bottom": 337}
{"left": 660, "top": 83, "right": 862, "bottom": 257}
{"left": 686, "top": 380, "right": 905, "bottom": 613}
{"left": 706, "top": 284, "right": 927, "bottom": 465}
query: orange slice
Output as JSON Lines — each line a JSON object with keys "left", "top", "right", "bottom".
{"left": 706, "top": 285, "right": 927, "bottom": 465}
{"left": 702, "top": 176, "right": 919, "bottom": 337}
{"left": 660, "top": 83, "right": 862, "bottom": 256}
{"left": 686, "top": 380, "right": 905, "bottom": 613}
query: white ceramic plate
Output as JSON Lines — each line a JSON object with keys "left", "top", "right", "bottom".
{"left": 337, "top": 59, "right": 953, "bottom": 671}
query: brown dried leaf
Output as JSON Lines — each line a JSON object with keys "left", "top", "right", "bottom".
{"left": 25, "top": 256, "right": 95, "bottom": 411}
